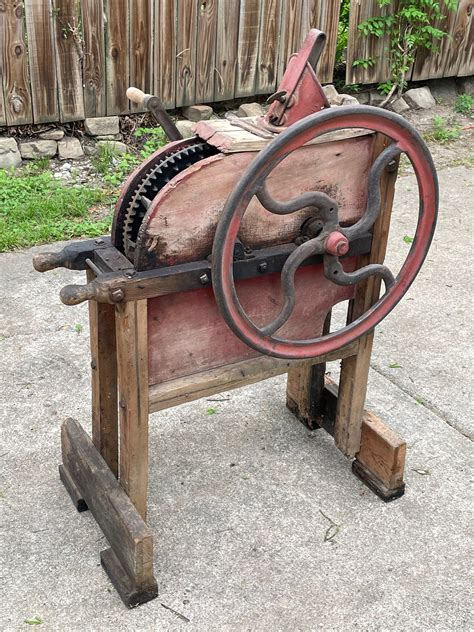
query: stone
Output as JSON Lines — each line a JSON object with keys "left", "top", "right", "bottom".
{"left": 0, "top": 137, "right": 22, "bottom": 169}
{"left": 39, "top": 129, "right": 65, "bottom": 141}
{"left": 356, "top": 92, "right": 370, "bottom": 105}
{"left": 175, "top": 119, "right": 195, "bottom": 139}
{"left": 57, "top": 137, "right": 84, "bottom": 160}
{"left": 60, "top": 162, "right": 72, "bottom": 171}
{"left": 83, "top": 144, "right": 97, "bottom": 156}
{"left": 369, "top": 89, "right": 385, "bottom": 106}
{"left": 84, "top": 116, "right": 120, "bottom": 136}
{"left": 95, "top": 134, "right": 122, "bottom": 141}
{"left": 389, "top": 97, "right": 410, "bottom": 115}
{"left": 429, "top": 78, "right": 459, "bottom": 104}
{"left": 339, "top": 94, "right": 360, "bottom": 106}
{"left": 224, "top": 110, "right": 239, "bottom": 120}
{"left": 404, "top": 86, "right": 436, "bottom": 110}
{"left": 96, "top": 140, "right": 127, "bottom": 154}
{"left": 237, "top": 102, "right": 265, "bottom": 118}
{"left": 182, "top": 104, "right": 213, "bottom": 122}
{"left": 457, "top": 76, "right": 474, "bottom": 96}
{"left": 322, "top": 84, "right": 340, "bottom": 105}
{"left": 19, "top": 140, "right": 57, "bottom": 159}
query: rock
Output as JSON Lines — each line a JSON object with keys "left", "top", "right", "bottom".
{"left": 389, "top": 97, "right": 410, "bottom": 114}
{"left": 20, "top": 140, "right": 57, "bottom": 159}
{"left": 95, "top": 134, "right": 122, "bottom": 141}
{"left": 96, "top": 140, "right": 128, "bottom": 154}
{"left": 175, "top": 120, "right": 195, "bottom": 139}
{"left": 224, "top": 110, "right": 239, "bottom": 120}
{"left": 237, "top": 102, "right": 265, "bottom": 118}
{"left": 182, "top": 105, "right": 213, "bottom": 122}
{"left": 339, "top": 94, "right": 360, "bottom": 106}
{"left": 322, "top": 84, "right": 340, "bottom": 105}
{"left": 84, "top": 116, "right": 120, "bottom": 136}
{"left": 457, "top": 76, "right": 474, "bottom": 96}
{"left": 369, "top": 89, "right": 385, "bottom": 106}
{"left": 429, "top": 78, "right": 459, "bottom": 104}
{"left": 404, "top": 86, "right": 436, "bottom": 110}
{"left": 83, "top": 144, "right": 97, "bottom": 156}
{"left": 60, "top": 162, "right": 72, "bottom": 171}
{"left": 39, "top": 129, "right": 65, "bottom": 141}
{"left": 0, "top": 137, "right": 22, "bottom": 169}
{"left": 356, "top": 92, "right": 370, "bottom": 105}
{"left": 58, "top": 137, "right": 84, "bottom": 160}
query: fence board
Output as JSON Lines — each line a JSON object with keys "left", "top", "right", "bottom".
{"left": 157, "top": 0, "right": 177, "bottom": 108}
{"left": 443, "top": 0, "right": 474, "bottom": 77}
{"left": 81, "top": 0, "right": 105, "bottom": 117}
{"left": 236, "top": 0, "right": 262, "bottom": 96}
{"left": 302, "top": 0, "right": 341, "bottom": 84}
{"left": 195, "top": 0, "right": 218, "bottom": 103}
{"left": 214, "top": 0, "right": 240, "bottom": 100}
{"left": 411, "top": 8, "right": 457, "bottom": 81}
{"left": 104, "top": 0, "right": 129, "bottom": 114}
{"left": 130, "top": 0, "right": 153, "bottom": 111}
{"left": 1, "top": 0, "right": 33, "bottom": 125}
{"left": 176, "top": 0, "right": 198, "bottom": 107}
{"left": 256, "top": 0, "right": 282, "bottom": 94}
{"left": 458, "top": 1, "right": 474, "bottom": 76}
{"left": 53, "top": 0, "right": 85, "bottom": 122}
{"left": 24, "top": 0, "right": 59, "bottom": 123}
{"left": 277, "top": 0, "right": 304, "bottom": 83}
{"left": 0, "top": 64, "right": 5, "bottom": 126}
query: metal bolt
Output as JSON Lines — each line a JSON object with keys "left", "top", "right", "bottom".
{"left": 258, "top": 262, "right": 268, "bottom": 273}
{"left": 110, "top": 288, "right": 125, "bottom": 302}
{"left": 95, "top": 238, "right": 104, "bottom": 245}
{"left": 90, "top": 359, "right": 97, "bottom": 370}
{"left": 125, "top": 269, "right": 136, "bottom": 278}
{"left": 386, "top": 159, "right": 398, "bottom": 173}
{"left": 199, "top": 274, "right": 209, "bottom": 285}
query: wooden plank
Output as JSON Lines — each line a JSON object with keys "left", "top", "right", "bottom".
{"left": 346, "top": 0, "right": 395, "bottom": 86}
{"left": 53, "top": 0, "right": 85, "bottom": 121}
{"left": 411, "top": 6, "right": 459, "bottom": 81}
{"left": 235, "top": 0, "right": 262, "bottom": 97}
{"left": 148, "top": 342, "right": 360, "bottom": 413}
{"left": 1, "top": 0, "right": 33, "bottom": 125}
{"left": 24, "top": 0, "right": 59, "bottom": 124}
{"left": 301, "top": 0, "right": 341, "bottom": 84}
{"left": 105, "top": 0, "right": 129, "bottom": 114}
{"left": 334, "top": 135, "right": 399, "bottom": 457}
{"left": 256, "top": 0, "right": 283, "bottom": 94}
{"left": 276, "top": 0, "right": 304, "bottom": 83}
{"left": 115, "top": 300, "right": 149, "bottom": 519}
{"left": 60, "top": 419, "right": 157, "bottom": 606}
{"left": 87, "top": 269, "right": 118, "bottom": 477}
{"left": 195, "top": 0, "right": 218, "bottom": 103}
{"left": 129, "top": 0, "right": 153, "bottom": 112}
{"left": 443, "top": 1, "right": 474, "bottom": 78}
{"left": 157, "top": 0, "right": 177, "bottom": 108}
{"left": 214, "top": 0, "right": 240, "bottom": 100}
{"left": 81, "top": 0, "right": 106, "bottom": 117}
{"left": 176, "top": 0, "right": 198, "bottom": 107}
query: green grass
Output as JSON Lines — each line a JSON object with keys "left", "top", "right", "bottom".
{"left": 424, "top": 115, "right": 461, "bottom": 144}
{"left": 454, "top": 93, "right": 473, "bottom": 116}
{"left": 0, "top": 169, "right": 114, "bottom": 251}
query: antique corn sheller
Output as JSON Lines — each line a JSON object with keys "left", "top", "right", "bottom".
{"left": 33, "top": 30, "right": 438, "bottom": 607}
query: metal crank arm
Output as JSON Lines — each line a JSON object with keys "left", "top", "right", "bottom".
{"left": 126, "top": 87, "right": 183, "bottom": 142}
{"left": 32, "top": 237, "right": 112, "bottom": 272}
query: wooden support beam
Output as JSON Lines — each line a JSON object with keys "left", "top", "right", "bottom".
{"left": 60, "top": 419, "right": 158, "bottom": 607}
{"left": 115, "top": 300, "right": 149, "bottom": 519}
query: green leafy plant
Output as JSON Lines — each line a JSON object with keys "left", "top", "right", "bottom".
{"left": 336, "top": 0, "right": 351, "bottom": 65}
{"left": 354, "top": 0, "right": 458, "bottom": 105}
{"left": 24, "top": 617, "right": 43, "bottom": 625}
{"left": 424, "top": 115, "right": 461, "bottom": 143}
{"left": 454, "top": 93, "right": 473, "bottom": 116}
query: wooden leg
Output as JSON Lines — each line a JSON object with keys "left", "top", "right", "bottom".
{"left": 286, "top": 313, "right": 331, "bottom": 430}
{"left": 87, "top": 270, "right": 119, "bottom": 477}
{"left": 115, "top": 300, "right": 149, "bottom": 520}
{"left": 61, "top": 419, "right": 158, "bottom": 607}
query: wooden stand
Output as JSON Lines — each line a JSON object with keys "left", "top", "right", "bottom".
{"left": 59, "top": 134, "right": 407, "bottom": 607}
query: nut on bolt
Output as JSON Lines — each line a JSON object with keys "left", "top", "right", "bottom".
{"left": 258, "top": 262, "right": 268, "bottom": 273}
{"left": 110, "top": 288, "right": 125, "bottom": 302}
{"left": 199, "top": 273, "right": 210, "bottom": 285}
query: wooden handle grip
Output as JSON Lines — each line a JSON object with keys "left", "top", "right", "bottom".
{"left": 126, "top": 86, "right": 149, "bottom": 105}
{"left": 33, "top": 252, "right": 65, "bottom": 272}
{"left": 60, "top": 283, "right": 97, "bottom": 305}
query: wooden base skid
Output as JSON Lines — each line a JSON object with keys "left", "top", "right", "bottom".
{"left": 59, "top": 419, "right": 158, "bottom": 608}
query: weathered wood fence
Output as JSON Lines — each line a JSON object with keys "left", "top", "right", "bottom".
{"left": 0, "top": 0, "right": 473, "bottom": 128}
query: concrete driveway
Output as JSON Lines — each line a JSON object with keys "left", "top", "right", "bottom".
{"left": 0, "top": 165, "right": 472, "bottom": 631}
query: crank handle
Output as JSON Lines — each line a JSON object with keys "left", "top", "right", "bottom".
{"left": 126, "top": 87, "right": 151, "bottom": 108}
{"left": 126, "top": 86, "right": 182, "bottom": 141}
{"left": 33, "top": 251, "right": 68, "bottom": 273}
{"left": 60, "top": 280, "right": 124, "bottom": 306}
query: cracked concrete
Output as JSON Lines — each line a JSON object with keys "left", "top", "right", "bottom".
{"left": 0, "top": 165, "right": 473, "bottom": 631}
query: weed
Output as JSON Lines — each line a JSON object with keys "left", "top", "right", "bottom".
{"left": 389, "top": 362, "right": 402, "bottom": 368}
{"left": 74, "top": 323, "right": 83, "bottom": 334}
{"left": 424, "top": 116, "right": 461, "bottom": 144}
{"left": 403, "top": 235, "right": 414, "bottom": 244}
{"left": 454, "top": 94, "right": 473, "bottom": 116}
{"left": 0, "top": 170, "right": 113, "bottom": 251}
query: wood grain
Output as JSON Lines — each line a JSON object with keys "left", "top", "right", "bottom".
{"left": 1, "top": 0, "right": 33, "bottom": 125}
{"left": 24, "top": 0, "right": 59, "bottom": 123}
{"left": 81, "top": 0, "right": 106, "bottom": 117}
{"left": 157, "top": 0, "right": 177, "bottom": 108}
{"left": 195, "top": 0, "right": 218, "bottom": 103}
{"left": 176, "top": 0, "right": 198, "bottom": 107}
{"left": 301, "top": 0, "right": 342, "bottom": 84}
{"left": 277, "top": 0, "right": 304, "bottom": 83}
{"left": 256, "top": 0, "right": 283, "bottom": 94}
{"left": 129, "top": 0, "right": 153, "bottom": 112}
{"left": 105, "top": 0, "right": 129, "bottom": 114}
{"left": 411, "top": 6, "right": 459, "bottom": 81}
{"left": 214, "top": 0, "right": 240, "bottom": 100}
{"left": 115, "top": 300, "right": 149, "bottom": 519}
{"left": 442, "top": 0, "right": 474, "bottom": 78}
{"left": 236, "top": 0, "right": 262, "bottom": 97}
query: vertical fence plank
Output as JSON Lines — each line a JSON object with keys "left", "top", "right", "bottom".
{"left": 1, "top": 0, "right": 33, "bottom": 125}
{"left": 157, "top": 0, "right": 177, "bottom": 108}
{"left": 256, "top": 0, "right": 282, "bottom": 94}
{"left": 176, "top": 0, "right": 198, "bottom": 107}
{"left": 443, "top": 0, "right": 474, "bottom": 78}
{"left": 277, "top": 0, "right": 304, "bottom": 83}
{"left": 236, "top": 0, "right": 262, "bottom": 97}
{"left": 411, "top": 8, "right": 457, "bottom": 81}
{"left": 302, "top": 0, "right": 341, "bottom": 84}
{"left": 105, "top": 0, "right": 129, "bottom": 114}
{"left": 214, "top": 0, "right": 240, "bottom": 100}
{"left": 195, "top": 0, "right": 218, "bottom": 103}
{"left": 53, "top": 0, "right": 85, "bottom": 122}
{"left": 0, "top": 6, "right": 5, "bottom": 127}
{"left": 24, "top": 0, "right": 58, "bottom": 124}
{"left": 81, "top": 0, "right": 106, "bottom": 117}
{"left": 130, "top": 0, "right": 153, "bottom": 112}
{"left": 457, "top": 2, "right": 474, "bottom": 77}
